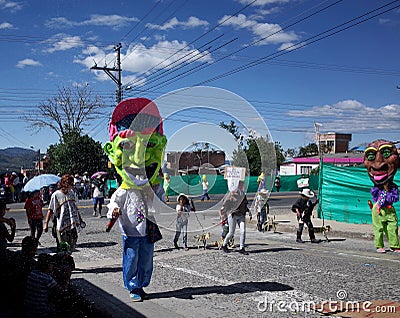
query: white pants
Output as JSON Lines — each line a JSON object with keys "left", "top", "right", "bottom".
{"left": 223, "top": 214, "right": 246, "bottom": 249}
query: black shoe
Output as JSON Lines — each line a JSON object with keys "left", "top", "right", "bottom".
{"left": 296, "top": 239, "right": 305, "bottom": 243}
{"left": 173, "top": 242, "right": 179, "bottom": 249}
{"left": 238, "top": 248, "right": 249, "bottom": 255}
{"left": 138, "top": 288, "right": 149, "bottom": 300}
{"left": 311, "top": 239, "right": 322, "bottom": 243}
{"left": 221, "top": 245, "right": 229, "bottom": 253}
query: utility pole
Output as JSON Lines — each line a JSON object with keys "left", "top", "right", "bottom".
{"left": 91, "top": 43, "right": 122, "bottom": 103}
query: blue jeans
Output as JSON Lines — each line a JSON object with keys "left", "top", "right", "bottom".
{"left": 122, "top": 235, "right": 154, "bottom": 292}
{"left": 201, "top": 190, "right": 210, "bottom": 201}
{"left": 174, "top": 217, "right": 188, "bottom": 247}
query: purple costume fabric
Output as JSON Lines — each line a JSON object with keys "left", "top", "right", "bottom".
{"left": 371, "top": 183, "right": 399, "bottom": 209}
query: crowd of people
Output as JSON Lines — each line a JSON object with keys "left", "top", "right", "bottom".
{"left": 0, "top": 201, "right": 105, "bottom": 317}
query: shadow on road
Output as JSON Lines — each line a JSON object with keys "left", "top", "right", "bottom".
{"left": 75, "top": 266, "right": 122, "bottom": 274}
{"left": 71, "top": 278, "right": 143, "bottom": 318}
{"left": 147, "top": 281, "right": 294, "bottom": 300}
{"left": 248, "top": 247, "right": 299, "bottom": 254}
{"left": 78, "top": 241, "right": 118, "bottom": 248}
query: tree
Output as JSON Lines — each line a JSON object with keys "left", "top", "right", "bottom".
{"left": 46, "top": 131, "right": 107, "bottom": 175}
{"left": 274, "top": 141, "right": 285, "bottom": 168}
{"left": 219, "top": 120, "right": 244, "bottom": 146}
{"left": 220, "top": 121, "right": 276, "bottom": 176}
{"left": 298, "top": 143, "right": 319, "bottom": 157}
{"left": 284, "top": 147, "right": 297, "bottom": 158}
{"left": 23, "top": 85, "right": 105, "bottom": 141}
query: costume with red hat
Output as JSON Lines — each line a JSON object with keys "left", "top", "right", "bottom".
{"left": 104, "top": 98, "right": 167, "bottom": 301}
{"left": 363, "top": 139, "right": 400, "bottom": 253}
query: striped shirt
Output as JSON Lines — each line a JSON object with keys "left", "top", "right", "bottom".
{"left": 24, "top": 270, "right": 58, "bottom": 317}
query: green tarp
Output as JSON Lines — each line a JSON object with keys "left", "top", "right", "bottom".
{"left": 319, "top": 164, "right": 400, "bottom": 225}
{"left": 164, "top": 174, "right": 319, "bottom": 196}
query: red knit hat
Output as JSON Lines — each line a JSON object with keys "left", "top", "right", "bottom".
{"left": 108, "top": 98, "right": 164, "bottom": 141}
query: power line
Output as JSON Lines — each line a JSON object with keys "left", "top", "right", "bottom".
{"left": 194, "top": 1, "right": 400, "bottom": 86}
{"left": 123, "top": 0, "right": 257, "bottom": 88}
{"left": 129, "top": 0, "right": 345, "bottom": 92}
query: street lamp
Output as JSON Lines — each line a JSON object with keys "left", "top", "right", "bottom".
{"left": 314, "top": 122, "right": 323, "bottom": 160}
{"left": 30, "top": 146, "right": 41, "bottom": 175}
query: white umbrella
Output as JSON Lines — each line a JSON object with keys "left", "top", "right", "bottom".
{"left": 22, "top": 174, "right": 60, "bottom": 192}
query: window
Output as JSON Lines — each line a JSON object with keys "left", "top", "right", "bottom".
{"left": 300, "top": 166, "right": 312, "bottom": 175}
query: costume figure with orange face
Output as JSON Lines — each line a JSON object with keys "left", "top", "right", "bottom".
{"left": 104, "top": 98, "right": 167, "bottom": 301}
{"left": 363, "top": 139, "right": 400, "bottom": 253}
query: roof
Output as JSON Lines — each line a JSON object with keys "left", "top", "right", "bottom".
{"left": 290, "top": 153, "right": 363, "bottom": 164}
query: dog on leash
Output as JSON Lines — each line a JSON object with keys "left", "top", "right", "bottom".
{"left": 312, "top": 225, "right": 331, "bottom": 241}
{"left": 194, "top": 232, "right": 211, "bottom": 249}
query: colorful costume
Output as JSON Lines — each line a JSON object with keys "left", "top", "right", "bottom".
{"left": 254, "top": 188, "right": 269, "bottom": 232}
{"left": 104, "top": 97, "right": 167, "bottom": 301}
{"left": 364, "top": 139, "right": 400, "bottom": 252}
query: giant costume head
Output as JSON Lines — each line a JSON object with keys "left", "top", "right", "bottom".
{"left": 104, "top": 98, "right": 167, "bottom": 189}
{"left": 363, "top": 139, "right": 399, "bottom": 187}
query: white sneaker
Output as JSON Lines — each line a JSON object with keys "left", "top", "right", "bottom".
{"left": 93, "top": 211, "right": 97, "bottom": 216}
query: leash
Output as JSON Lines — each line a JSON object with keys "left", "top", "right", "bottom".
{"left": 190, "top": 198, "right": 205, "bottom": 233}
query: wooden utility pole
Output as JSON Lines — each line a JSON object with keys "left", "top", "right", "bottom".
{"left": 91, "top": 43, "right": 122, "bottom": 103}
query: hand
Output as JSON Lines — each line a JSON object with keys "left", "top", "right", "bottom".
{"left": 43, "top": 223, "right": 49, "bottom": 233}
{"left": 112, "top": 207, "right": 121, "bottom": 219}
{"left": 8, "top": 218, "right": 16, "bottom": 229}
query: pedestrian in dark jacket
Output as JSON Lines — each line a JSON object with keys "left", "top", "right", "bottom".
{"left": 291, "top": 188, "right": 321, "bottom": 243}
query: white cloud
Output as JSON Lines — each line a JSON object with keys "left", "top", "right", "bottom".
{"left": 43, "top": 34, "right": 84, "bottom": 53}
{"left": 74, "top": 40, "right": 213, "bottom": 85}
{"left": 219, "top": 13, "right": 299, "bottom": 46}
{"left": 0, "top": 21, "right": 13, "bottom": 29}
{"left": 45, "top": 14, "right": 139, "bottom": 30}
{"left": 287, "top": 100, "right": 400, "bottom": 132}
{"left": 0, "top": 0, "right": 23, "bottom": 12}
{"left": 16, "top": 58, "right": 42, "bottom": 68}
{"left": 146, "top": 16, "right": 209, "bottom": 30}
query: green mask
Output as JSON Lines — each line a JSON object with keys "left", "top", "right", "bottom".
{"left": 104, "top": 132, "right": 167, "bottom": 189}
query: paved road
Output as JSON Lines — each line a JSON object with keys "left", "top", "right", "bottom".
{"left": 5, "top": 195, "right": 400, "bottom": 318}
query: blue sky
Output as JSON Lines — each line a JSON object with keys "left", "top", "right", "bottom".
{"left": 1, "top": 0, "right": 400, "bottom": 158}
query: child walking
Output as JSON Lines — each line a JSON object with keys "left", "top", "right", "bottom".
{"left": 24, "top": 190, "right": 44, "bottom": 244}
{"left": 173, "top": 193, "right": 195, "bottom": 250}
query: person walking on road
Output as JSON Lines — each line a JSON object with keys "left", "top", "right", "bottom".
{"left": 274, "top": 176, "right": 281, "bottom": 192}
{"left": 163, "top": 173, "right": 170, "bottom": 202}
{"left": 44, "top": 174, "right": 84, "bottom": 252}
{"left": 173, "top": 193, "right": 194, "bottom": 250}
{"left": 220, "top": 181, "right": 252, "bottom": 255}
{"left": 254, "top": 188, "right": 269, "bottom": 232}
{"left": 291, "top": 188, "right": 321, "bottom": 243}
{"left": 92, "top": 175, "right": 105, "bottom": 217}
{"left": 200, "top": 175, "right": 210, "bottom": 201}
{"left": 24, "top": 190, "right": 44, "bottom": 244}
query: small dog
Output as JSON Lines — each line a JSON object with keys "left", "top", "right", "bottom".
{"left": 194, "top": 232, "right": 211, "bottom": 249}
{"left": 312, "top": 225, "right": 331, "bottom": 241}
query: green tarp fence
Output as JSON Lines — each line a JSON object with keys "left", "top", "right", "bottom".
{"left": 164, "top": 174, "right": 319, "bottom": 197}
{"left": 319, "top": 164, "right": 400, "bottom": 225}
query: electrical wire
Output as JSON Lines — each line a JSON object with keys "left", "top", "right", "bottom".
{"left": 124, "top": 0, "right": 258, "bottom": 88}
